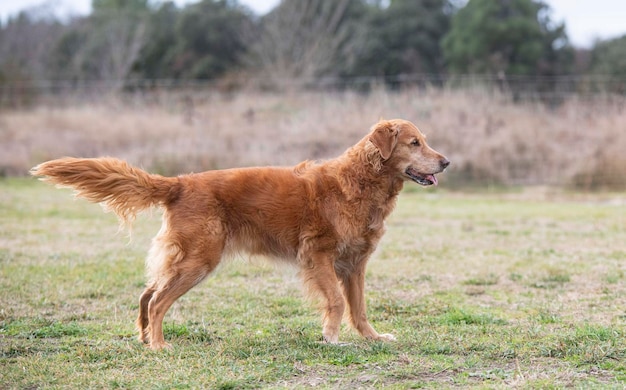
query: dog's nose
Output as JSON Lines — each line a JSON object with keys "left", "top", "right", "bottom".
{"left": 440, "top": 158, "right": 450, "bottom": 169}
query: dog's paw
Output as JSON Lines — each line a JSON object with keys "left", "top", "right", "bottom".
{"left": 138, "top": 333, "right": 150, "bottom": 344}
{"left": 149, "top": 341, "right": 172, "bottom": 350}
{"left": 377, "top": 333, "right": 397, "bottom": 342}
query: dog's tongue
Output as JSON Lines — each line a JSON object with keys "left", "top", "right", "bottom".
{"left": 427, "top": 174, "right": 438, "bottom": 186}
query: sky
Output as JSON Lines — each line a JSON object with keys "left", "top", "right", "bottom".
{"left": 0, "top": 0, "right": 624, "bottom": 48}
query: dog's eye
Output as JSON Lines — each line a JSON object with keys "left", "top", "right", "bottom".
{"left": 411, "top": 140, "right": 421, "bottom": 147}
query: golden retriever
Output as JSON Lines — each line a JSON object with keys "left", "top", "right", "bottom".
{"left": 30, "top": 119, "right": 449, "bottom": 350}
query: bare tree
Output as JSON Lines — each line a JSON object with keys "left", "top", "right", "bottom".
{"left": 95, "top": 14, "right": 146, "bottom": 91}
{"left": 0, "top": 3, "right": 66, "bottom": 106}
{"left": 249, "top": 0, "right": 362, "bottom": 88}
{"left": 0, "top": 2, "right": 64, "bottom": 80}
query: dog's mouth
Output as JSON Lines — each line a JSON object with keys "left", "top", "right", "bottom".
{"left": 405, "top": 167, "right": 438, "bottom": 186}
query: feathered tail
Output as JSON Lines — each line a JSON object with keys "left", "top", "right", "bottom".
{"left": 30, "top": 157, "right": 180, "bottom": 227}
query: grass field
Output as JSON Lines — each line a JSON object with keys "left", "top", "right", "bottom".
{"left": 1, "top": 178, "right": 626, "bottom": 388}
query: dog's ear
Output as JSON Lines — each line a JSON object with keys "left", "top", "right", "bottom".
{"left": 369, "top": 121, "right": 398, "bottom": 161}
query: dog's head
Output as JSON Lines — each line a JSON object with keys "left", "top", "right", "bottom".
{"left": 368, "top": 119, "right": 449, "bottom": 186}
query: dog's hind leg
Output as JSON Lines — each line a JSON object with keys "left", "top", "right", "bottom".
{"left": 143, "top": 231, "right": 225, "bottom": 350}
{"left": 136, "top": 285, "right": 156, "bottom": 343}
{"left": 146, "top": 252, "right": 220, "bottom": 350}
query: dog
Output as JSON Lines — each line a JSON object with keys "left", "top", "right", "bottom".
{"left": 30, "top": 119, "right": 449, "bottom": 350}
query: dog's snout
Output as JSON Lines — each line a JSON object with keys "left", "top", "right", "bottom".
{"left": 440, "top": 158, "right": 450, "bottom": 170}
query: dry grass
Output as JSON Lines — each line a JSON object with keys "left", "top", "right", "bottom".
{"left": 1, "top": 88, "right": 625, "bottom": 188}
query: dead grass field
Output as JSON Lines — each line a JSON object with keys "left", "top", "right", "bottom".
{"left": 1, "top": 179, "right": 625, "bottom": 388}
{"left": 1, "top": 88, "right": 625, "bottom": 189}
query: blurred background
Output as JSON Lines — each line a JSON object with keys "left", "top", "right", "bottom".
{"left": 0, "top": 0, "right": 624, "bottom": 190}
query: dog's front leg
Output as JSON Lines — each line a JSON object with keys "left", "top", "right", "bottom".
{"left": 341, "top": 263, "right": 396, "bottom": 342}
{"left": 300, "top": 250, "right": 345, "bottom": 343}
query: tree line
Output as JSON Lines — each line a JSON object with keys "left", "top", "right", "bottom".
{"left": 0, "top": 0, "right": 624, "bottom": 93}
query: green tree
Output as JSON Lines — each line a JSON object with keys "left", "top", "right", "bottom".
{"left": 165, "top": 0, "right": 252, "bottom": 79}
{"left": 590, "top": 35, "right": 626, "bottom": 77}
{"left": 92, "top": 0, "right": 149, "bottom": 12}
{"left": 49, "top": 25, "right": 87, "bottom": 80}
{"left": 132, "top": 1, "right": 179, "bottom": 79}
{"left": 349, "top": 0, "right": 453, "bottom": 77}
{"left": 442, "top": 0, "right": 571, "bottom": 76}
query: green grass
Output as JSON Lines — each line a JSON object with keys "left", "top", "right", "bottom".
{"left": 1, "top": 178, "right": 626, "bottom": 388}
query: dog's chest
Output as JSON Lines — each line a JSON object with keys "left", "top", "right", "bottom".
{"left": 320, "top": 184, "right": 397, "bottom": 252}
{"left": 330, "top": 202, "right": 387, "bottom": 249}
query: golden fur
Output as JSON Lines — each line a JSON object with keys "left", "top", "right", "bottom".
{"left": 31, "top": 119, "right": 449, "bottom": 350}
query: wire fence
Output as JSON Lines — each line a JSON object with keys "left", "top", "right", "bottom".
{"left": 1, "top": 73, "right": 625, "bottom": 188}
{"left": 1, "top": 73, "right": 625, "bottom": 108}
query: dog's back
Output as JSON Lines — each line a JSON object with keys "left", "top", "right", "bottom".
{"left": 168, "top": 166, "right": 316, "bottom": 260}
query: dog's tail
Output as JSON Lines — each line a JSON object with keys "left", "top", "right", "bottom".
{"left": 30, "top": 157, "right": 180, "bottom": 228}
